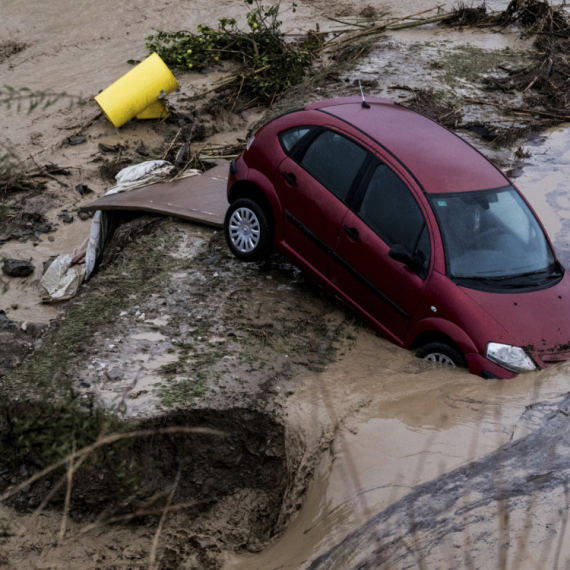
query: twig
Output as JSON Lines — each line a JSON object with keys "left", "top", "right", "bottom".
{"left": 28, "top": 154, "right": 69, "bottom": 188}
{"left": 317, "top": 5, "right": 445, "bottom": 52}
{"left": 161, "top": 128, "right": 182, "bottom": 160}
{"left": 464, "top": 97, "right": 570, "bottom": 120}
{"left": 231, "top": 75, "right": 246, "bottom": 113}
{"left": 187, "top": 76, "right": 240, "bottom": 101}
{"left": 199, "top": 154, "right": 239, "bottom": 159}
{"left": 148, "top": 469, "right": 180, "bottom": 570}
{"left": 17, "top": 111, "right": 102, "bottom": 166}
{"left": 81, "top": 498, "right": 210, "bottom": 533}
{"left": 387, "top": 13, "right": 453, "bottom": 31}
{"left": 73, "top": 112, "right": 102, "bottom": 136}
{"left": 58, "top": 440, "right": 76, "bottom": 546}
{"left": 325, "top": 16, "right": 370, "bottom": 28}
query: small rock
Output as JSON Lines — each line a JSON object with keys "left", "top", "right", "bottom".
{"left": 44, "top": 163, "right": 71, "bottom": 176}
{"left": 48, "top": 236, "right": 55, "bottom": 242}
{"left": 68, "top": 135, "right": 87, "bottom": 145}
{"left": 0, "top": 311, "right": 11, "bottom": 329}
{"left": 241, "top": 111, "right": 251, "bottom": 122}
{"left": 105, "top": 368, "right": 123, "bottom": 382}
{"left": 136, "top": 144, "right": 149, "bottom": 157}
{"left": 21, "top": 484, "right": 31, "bottom": 493}
{"left": 2, "top": 259, "right": 34, "bottom": 277}
{"left": 78, "top": 211, "right": 91, "bottom": 221}
{"left": 26, "top": 322, "right": 48, "bottom": 339}
{"left": 20, "top": 465, "right": 28, "bottom": 478}
{"left": 75, "top": 184, "right": 93, "bottom": 196}
{"left": 79, "top": 381, "right": 91, "bottom": 388}
{"left": 58, "top": 213, "right": 74, "bottom": 224}
{"left": 35, "top": 223, "right": 51, "bottom": 233}
{"left": 98, "top": 142, "right": 122, "bottom": 153}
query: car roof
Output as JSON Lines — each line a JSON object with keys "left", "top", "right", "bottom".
{"left": 305, "top": 97, "right": 508, "bottom": 194}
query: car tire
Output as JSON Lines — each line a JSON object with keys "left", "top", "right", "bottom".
{"left": 225, "top": 197, "right": 273, "bottom": 262}
{"left": 416, "top": 342, "right": 467, "bottom": 368}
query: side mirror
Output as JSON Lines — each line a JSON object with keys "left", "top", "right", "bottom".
{"left": 388, "top": 244, "right": 421, "bottom": 271}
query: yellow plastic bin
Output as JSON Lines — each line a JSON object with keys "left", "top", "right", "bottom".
{"left": 95, "top": 53, "right": 179, "bottom": 128}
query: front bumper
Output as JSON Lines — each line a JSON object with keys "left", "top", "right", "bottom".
{"left": 465, "top": 353, "right": 517, "bottom": 380}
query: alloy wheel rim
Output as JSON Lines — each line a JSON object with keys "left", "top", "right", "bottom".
{"left": 229, "top": 207, "right": 261, "bottom": 253}
{"left": 424, "top": 353, "right": 456, "bottom": 366}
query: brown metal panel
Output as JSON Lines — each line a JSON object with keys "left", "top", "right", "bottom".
{"left": 80, "top": 163, "right": 229, "bottom": 228}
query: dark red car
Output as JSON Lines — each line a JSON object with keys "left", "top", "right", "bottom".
{"left": 224, "top": 96, "right": 570, "bottom": 379}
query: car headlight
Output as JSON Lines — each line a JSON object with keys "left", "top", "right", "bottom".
{"left": 486, "top": 342, "right": 536, "bottom": 373}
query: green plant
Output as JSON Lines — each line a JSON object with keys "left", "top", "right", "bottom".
{"left": 145, "top": 0, "right": 317, "bottom": 100}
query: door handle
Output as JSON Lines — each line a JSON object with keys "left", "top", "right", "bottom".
{"left": 344, "top": 226, "right": 361, "bottom": 242}
{"left": 282, "top": 172, "right": 298, "bottom": 187}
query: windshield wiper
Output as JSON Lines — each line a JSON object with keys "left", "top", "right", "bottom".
{"left": 453, "top": 276, "right": 532, "bottom": 288}
{"left": 453, "top": 264, "right": 563, "bottom": 287}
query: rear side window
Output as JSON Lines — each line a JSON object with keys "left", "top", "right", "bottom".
{"left": 279, "top": 127, "right": 312, "bottom": 153}
{"left": 301, "top": 130, "right": 367, "bottom": 202}
{"left": 360, "top": 164, "right": 430, "bottom": 273}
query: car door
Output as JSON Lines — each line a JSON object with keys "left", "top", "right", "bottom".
{"left": 273, "top": 127, "right": 370, "bottom": 278}
{"left": 329, "top": 160, "right": 432, "bottom": 342}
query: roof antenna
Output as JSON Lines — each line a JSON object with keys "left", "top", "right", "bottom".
{"left": 359, "top": 81, "right": 370, "bottom": 109}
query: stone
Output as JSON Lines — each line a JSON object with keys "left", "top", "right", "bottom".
{"left": 2, "top": 259, "right": 34, "bottom": 277}
{"left": 75, "top": 183, "right": 93, "bottom": 196}
{"left": 58, "top": 213, "right": 74, "bottom": 224}
{"left": 0, "top": 311, "right": 11, "bottom": 329}
{"left": 68, "top": 135, "right": 87, "bottom": 145}
{"left": 78, "top": 211, "right": 91, "bottom": 221}
{"left": 136, "top": 144, "right": 149, "bottom": 156}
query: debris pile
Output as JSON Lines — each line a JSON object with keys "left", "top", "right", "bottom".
{"left": 146, "top": 0, "right": 317, "bottom": 102}
{"left": 491, "top": 36, "right": 570, "bottom": 112}
{"left": 405, "top": 89, "right": 462, "bottom": 128}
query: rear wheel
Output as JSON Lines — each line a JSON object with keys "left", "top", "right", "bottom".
{"left": 225, "top": 198, "right": 273, "bottom": 262}
{"left": 416, "top": 342, "right": 466, "bottom": 368}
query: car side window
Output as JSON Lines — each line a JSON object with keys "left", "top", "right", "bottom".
{"left": 300, "top": 130, "right": 367, "bottom": 202}
{"left": 279, "top": 126, "right": 312, "bottom": 154}
{"left": 360, "top": 164, "right": 431, "bottom": 275}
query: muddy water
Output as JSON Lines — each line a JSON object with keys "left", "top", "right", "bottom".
{"left": 0, "top": 217, "right": 90, "bottom": 323}
{"left": 227, "top": 333, "right": 570, "bottom": 570}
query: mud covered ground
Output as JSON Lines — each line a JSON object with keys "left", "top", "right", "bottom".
{"left": 5, "top": 0, "right": 570, "bottom": 568}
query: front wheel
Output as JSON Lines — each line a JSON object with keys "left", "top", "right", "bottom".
{"left": 416, "top": 342, "right": 466, "bottom": 368}
{"left": 225, "top": 198, "right": 273, "bottom": 262}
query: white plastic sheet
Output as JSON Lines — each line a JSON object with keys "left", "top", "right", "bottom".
{"left": 39, "top": 254, "right": 86, "bottom": 302}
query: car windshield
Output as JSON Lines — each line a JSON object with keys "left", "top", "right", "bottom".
{"left": 429, "top": 186, "right": 560, "bottom": 287}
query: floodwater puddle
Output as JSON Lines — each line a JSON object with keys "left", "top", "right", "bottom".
{"left": 0, "top": 217, "right": 90, "bottom": 323}
{"left": 226, "top": 328, "right": 570, "bottom": 570}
